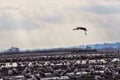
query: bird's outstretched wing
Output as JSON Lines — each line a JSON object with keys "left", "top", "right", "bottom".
{"left": 73, "top": 27, "right": 87, "bottom": 31}
{"left": 73, "top": 27, "right": 87, "bottom": 35}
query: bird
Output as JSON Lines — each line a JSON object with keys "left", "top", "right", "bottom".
{"left": 73, "top": 27, "right": 87, "bottom": 35}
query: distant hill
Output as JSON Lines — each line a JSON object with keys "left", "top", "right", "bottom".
{"left": 77, "top": 42, "right": 120, "bottom": 49}
{"left": 0, "top": 42, "right": 120, "bottom": 54}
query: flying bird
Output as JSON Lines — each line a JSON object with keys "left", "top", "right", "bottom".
{"left": 73, "top": 27, "right": 87, "bottom": 35}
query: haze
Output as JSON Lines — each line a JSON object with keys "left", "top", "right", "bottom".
{"left": 0, "top": 0, "right": 120, "bottom": 49}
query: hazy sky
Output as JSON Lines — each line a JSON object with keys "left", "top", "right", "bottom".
{"left": 0, "top": 0, "right": 120, "bottom": 49}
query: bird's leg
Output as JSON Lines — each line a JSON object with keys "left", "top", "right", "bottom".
{"left": 85, "top": 31, "right": 87, "bottom": 35}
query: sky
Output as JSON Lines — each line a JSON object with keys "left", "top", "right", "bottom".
{"left": 0, "top": 0, "right": 120, "bottom": 50}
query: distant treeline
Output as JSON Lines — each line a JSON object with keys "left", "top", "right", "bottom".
{"left": 1, "top": 48, "right": 97, "bottom": 55}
